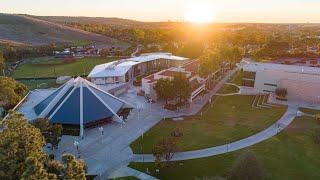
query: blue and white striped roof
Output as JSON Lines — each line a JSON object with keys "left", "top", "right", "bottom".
{"left": 33, "top": 77, "right": 130, "bottom": 126}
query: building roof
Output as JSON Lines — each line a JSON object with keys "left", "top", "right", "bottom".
{"left": 88, "top": 60, "right": 140, "bottom": 78}
{"left": 88, "top": 53, "right": 189, "bottom": 78}
{"left": 159, "top": 70, "right": 187, "bottom": 77}
{"left": 243, "top": 62, "right": 320, "bottom": 76}
{"left": 33, "top": 77, "right": 130, "bottom": 125}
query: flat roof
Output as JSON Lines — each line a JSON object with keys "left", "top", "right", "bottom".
{"left": 159, "top": 70, "right": 187, "bottom": 77}
{"left": 243, "top": 62, "right": 320, "bottom": 76}
{"left": 88, "top": 60, "right": 140, "bottom": 78}
{"left": 88, "top": 53, "right": 188, "bottom": 78}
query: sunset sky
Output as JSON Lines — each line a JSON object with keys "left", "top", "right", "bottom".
{"left": 2, "top": 0, "right": 320, "bottom": 23}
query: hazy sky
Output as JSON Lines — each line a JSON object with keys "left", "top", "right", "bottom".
{"left": 2, "top": 0, "right": 320, "bottom": 23}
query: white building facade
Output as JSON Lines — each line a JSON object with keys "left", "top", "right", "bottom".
{"left": 242, "top": 62, "right": 320, "bottom": 103}
{"left": 88, "top": 53, "right": 189, "bottom": 85}
{"left": 141, "top": 60, "right": 206, "bottom": 102}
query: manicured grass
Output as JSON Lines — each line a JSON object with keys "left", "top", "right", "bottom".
{"left": 129, "top": 116, "right": 320, "bottom": 180}
{"left": 130, "top": 95, "right": 287, "bottom": 153}
{"left": 299, "top": 108, "right": 320, "bottom": 115}
{"left": 230, "top": 70, "right": 243, "bottom": 86}
{"left": 218, "top": 84, "right": 240, "bottom": 94}
{"left": 12, "top": 57, "right": 118, "bottom": 78}
{"left": 18, "top": 79, "right": 60, "bottom": 90}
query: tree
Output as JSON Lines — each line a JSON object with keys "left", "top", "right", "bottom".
{"left": 228, "top": 151, "right": 264, "bottom": 180}
{"left": 31, "top": 118, "right": 63, "bottom": 149}
{"left": 0, "top": 51, "right": 4, "bottom": 75}
{"left": 172, "top": 73, "right": 192, "bottom": 105}
{"left": 316, "top": 114, "right": 320, "bottom": 124}
{"left": 99, "top": 48, "right": 110, "bottom": 57}
{"left": 0, "top": 112, "right": 46, "bottom": 179}
{"left": 154, "top": 78, "right": 174, "bottom": 104}
{"left": 0, "top": 112, "right": 86, "bottom": 179}
{"left": 61, "top": 154, "right": 86, "bottom": 180}
{"left": 0, "top": 76, "right": 28, "bottom": 109}
{"left": 312, "top": 129, "right": 320, "bottom": 145}
{"left": 21, "top": 157, "right": 56, "bottom": 180}
{"left": 152, "top": 137, "right": 179, "bottom": 168}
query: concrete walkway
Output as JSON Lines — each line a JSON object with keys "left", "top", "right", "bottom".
{"left": 132, "top": 105, "right": 298, "bottom": 162}
{"left": 107, "top": 166, "right": 159, "bottom": 180}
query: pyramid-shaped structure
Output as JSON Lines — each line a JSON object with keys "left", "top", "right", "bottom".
{"left": 34, "top": 77, "right": 130, "bottom": 127}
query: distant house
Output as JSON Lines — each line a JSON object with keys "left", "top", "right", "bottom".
{"left": 88, "top": 53, "right": 189, "bottom": 85}
{"left": 54, "top": 49, "right": 74, "bottom": 58}
{"left": 141, "top": 60, "right": 206, "bottom": 102}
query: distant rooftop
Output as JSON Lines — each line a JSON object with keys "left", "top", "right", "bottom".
{"left": 88, "top": 53, "right": 189, "bottom": 78}
{"left": 243, "top": 62, "right": 320, "bottom": 75}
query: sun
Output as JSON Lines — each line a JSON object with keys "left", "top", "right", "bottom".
{"left": 184, "top": 3, "right": 217, "bottom": 24}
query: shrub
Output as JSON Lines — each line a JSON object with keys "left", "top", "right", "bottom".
{"left": 171, "top": 128, "right": 183, "bottom": 137}
{"left": 312, "top": 129, "right": 320, "bottom": 144}
{"left": 316, "top": 114, "right": 320, "bottom": 124}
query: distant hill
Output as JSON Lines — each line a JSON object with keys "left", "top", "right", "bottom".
{"left": 34, "top": 15, "right": 183, "bottom": 29}
{"left": 35, "top": 16, "right": 146, "bottom": 27}
{"left": 0, "top": 13, "right": 128, "bottom": 48}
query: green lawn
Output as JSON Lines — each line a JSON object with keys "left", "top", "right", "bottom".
{"left": 218, "top": 84, "right": 240, "bottom": 94}
{"left": 12, "top": 57, "right": 118, "bottom": 78}
{"left": 18, "top": 79, "right": 60, "bottom": 90}
{"left": 129, "top": 115, "right": 320, "bottom": 180}
{"left": 299, "top": 108, "right": 320, "bottom": 115}
{"left": 130, "top": 95, "right": 287, "bottom": 153}
{"left": 230, "top": 70, "right": 243, "bottom": 86}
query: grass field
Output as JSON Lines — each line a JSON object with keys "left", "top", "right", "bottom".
{"left": 130, "top": 95, "right": 287, "bottom": 154}
{"left": 230, "top": 70, "right": 243, "bottom": 86}
{"left": 12, "top": 57, "right": 118, "bottom": 78}
{"left": 18, "top": 79, "right": 60, "bottom": 90}
{"left": 218, "top": 84, "right": 240, "bottom": 94}
{"left": 129, "top": 115, "right": 320, "bottom": 180}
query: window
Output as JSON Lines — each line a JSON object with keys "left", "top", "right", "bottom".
{"left": 243, "top": 71, "right": 256, "bottom": 79}
{"left": 264, "top": 83, "right": 277, "bottom": 87}
{"left": 263, "top": 90, "right": 274, "bottom": 93}
{"left": 242, "top": 79, "right": 255, "bottom": 87}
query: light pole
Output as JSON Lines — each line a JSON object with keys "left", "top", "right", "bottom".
{"left": 73, "top": 140, "right": 80, "bottom": 157}
{"left": 99, "top": 126, "right": 104, "bottom": 143}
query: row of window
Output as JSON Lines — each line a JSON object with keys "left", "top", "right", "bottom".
{"left": 243, "top": 71, "right": 256, "bottom": 79}
{"left": 264, "top": 83, "right": 277, "bottom": 87}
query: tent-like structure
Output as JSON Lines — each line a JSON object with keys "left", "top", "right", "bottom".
{"left": 33, "top": 77, "right": 131, "bottom": 137}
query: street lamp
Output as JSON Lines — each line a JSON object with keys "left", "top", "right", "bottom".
{"left": 73, "top": 140, "right": 80, "bottom": 156}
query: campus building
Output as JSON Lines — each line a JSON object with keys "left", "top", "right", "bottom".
{"left": 242, "top": 62, "right": 320, "bottom": 103}
{"left": 88, "top": 53, "right": 188, "bottom": 85}
{"left": 18, "top": 77, "right": 132, "bottom": 137}
{"left": 141, "top": 60, "right": 206, "bottom": 102}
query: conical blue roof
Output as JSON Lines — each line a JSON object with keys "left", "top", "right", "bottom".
{"left": 33, "top": 77, "right": 129, "bottom": 125}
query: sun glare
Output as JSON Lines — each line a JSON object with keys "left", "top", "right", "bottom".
{"left": 184, "top": 3, "right": 217, "bottom": 24}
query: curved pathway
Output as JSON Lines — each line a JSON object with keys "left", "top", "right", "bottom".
{"left": 132, "top": 105, "right": 298, "bottom": 162}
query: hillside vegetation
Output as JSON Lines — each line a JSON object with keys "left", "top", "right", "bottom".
{"left": 0, "top": 13, "right": 127, "bottom": 48}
